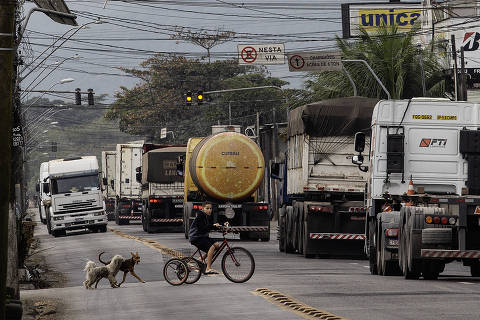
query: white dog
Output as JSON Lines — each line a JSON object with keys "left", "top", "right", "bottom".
{"left": 83, "top": 255, "right": 124, "bottom": 289}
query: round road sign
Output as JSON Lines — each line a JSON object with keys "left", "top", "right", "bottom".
{"left": 289, "top": 55, "right": 305, "bottom": 70}
{"left": 241, "top": 46, "right": 257, "bottom": 63}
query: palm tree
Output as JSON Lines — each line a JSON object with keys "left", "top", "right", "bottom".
{"left": 306, "top": 26, "right": 447, "bottom": 100}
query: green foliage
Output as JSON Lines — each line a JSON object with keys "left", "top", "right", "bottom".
{"left": 306, "top": 26, "right": 447, "bottom": 100}
{"left": 107, "top": 55, "right": 291, "bottom": 142}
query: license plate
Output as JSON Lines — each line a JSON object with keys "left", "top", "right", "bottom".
{"left": 174, "top": 204, "right": 184, "bottom": 208}
{"left": 75, "top": 218, "right": 83, "bottom": 222}
{"left": 218, "top": 204, "right": 241, "bottom": 209}
{"left": 172, "top": 199, "right": 183, "bottom": 203}
{"left": 388, "top": 239, "right": 399, "bottom": 246}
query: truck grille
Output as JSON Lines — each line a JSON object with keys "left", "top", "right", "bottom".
{"left": 55, "top": 199, "right": 102, "bottom": 215}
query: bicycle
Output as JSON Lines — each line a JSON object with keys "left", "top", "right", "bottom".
{"left": 163, "top": 225, "right": 255, "bottom": 285}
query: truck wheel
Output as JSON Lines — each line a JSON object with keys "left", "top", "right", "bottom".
{"left": 278, "top": 207, "right": 285, "bottom": 252}
{"left": 285, "top": 206, "right": 295, "bottom": 253}
{"left": 368, "top": 219, "right": 378, "bottom": 275}
{"left": 380, "top": 232, "right": 400, "bottom": 276}
{"left": 141, "top": 207, "right": 147, "bottom": 232}
{"left": 376, "top": 230, "right": 384, "bottom": 276}
{"left": 184, "top": 203, "right": 192, "bottom": 239}
{"left": 46, "top": 212, "right": 52, "bottom": 235}
{"left": 470, "top": 262, "right": 480, "bottom": 277}
{"left": 303, "top": 221, "right": 314, "bottom": 258}
{"left": 297, "top": 203, "right": 304, "bottom": 254}
{"left": 146, "top": 209, "right": 153, "bottom": 233}
{"left": 99, "top": 225, "right": 107, "bottom": 233}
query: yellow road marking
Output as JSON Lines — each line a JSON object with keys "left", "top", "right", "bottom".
{"left": 252, "top": 288, "right": 348, "bottom": 320}
{"left": 107, "top": 226, "right": 184, "bottom": 258}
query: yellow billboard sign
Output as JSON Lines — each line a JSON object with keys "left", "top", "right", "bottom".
{"left": 357, "top": 8, "right": 421, "bottom": 32}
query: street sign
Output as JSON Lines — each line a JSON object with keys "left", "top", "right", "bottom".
{"left": 287, "top": 51, "right": 342, "bottom": 72}
{"left": 238, "top": 44, "right": 285, "bottom": 65}
{"left": 160, "top": 128, "right": 167, "bottom": 139}
{"left": 12, "top": 126, "right": 23, "bottom": 148}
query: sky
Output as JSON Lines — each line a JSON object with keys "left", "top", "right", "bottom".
{"left": 20, "top": 0, "right": 418, "bottom": 104}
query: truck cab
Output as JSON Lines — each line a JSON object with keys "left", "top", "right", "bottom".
{"left": 354, "top": 98, "right": 480, "bottom": 279}
{"left": 45, "top": 156, "right": 107, "bottom": 237}
{"left": 37, "top": 161, "right": 50, "bottom": 224}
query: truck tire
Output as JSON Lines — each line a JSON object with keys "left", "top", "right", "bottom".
{"left": 379, "top": 232, "right": 400, "bottom": 276}
{"left": 145, "top": 209, "right": 153, "bottom": 234}
{"left": 285, "top": 206, "right": 295, "bottom": 253}
{"left": 303, "top": 220, "right": 314, "bottom": 258}
{"left": 46, "top": 211, "right": 52, "bottom": 235}
{"left": 421, "top": 228, "right": 452, "bottom": 244}
{"left": 278, "top": 207, "right": 285, "bottom": 252}
{"left": 399, "top": 207, "right": 420, "bottom": 280}
{"left": 141, "top": 206, "right": 147, "bottom": 232}
{"left": 184, "top": 203, "right": 193, "bottom": 239}
{"left": 470, "top": 261, "right": 480, "bottom": 277}
{"left": 368, "top": 218, "right": 378, "bottom": 275}
{"left": 99, "top": 225, "right": 107, "bottom": 233}
{"left": 297, "top": 203, "right": 304, "bottom": 254}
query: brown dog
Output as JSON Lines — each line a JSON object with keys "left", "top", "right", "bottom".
{"left": 99, "top": 251, "right": 146, "bottom": 286}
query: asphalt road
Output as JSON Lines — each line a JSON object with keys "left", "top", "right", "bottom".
{"left": 22, "top": 213, "right": 480, "bottom": 320}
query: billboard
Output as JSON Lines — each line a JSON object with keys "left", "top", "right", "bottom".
{"left": 342, "top": 2, "right": 422, "bottom": 38}
{"left": 436, "top": 18, "right": 480, "bottom": 87}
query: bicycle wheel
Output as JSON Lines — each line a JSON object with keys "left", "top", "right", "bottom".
{"left": 182, "top": 257, "right": 203, "bottom": 284}
{"left": 163, "top": 258, "right": 188, "bottom": 286}
{"left": 221, "top": 247, "right": 255, "bottom": 283}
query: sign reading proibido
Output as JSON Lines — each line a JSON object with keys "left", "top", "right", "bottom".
{"left": 287, "top": 51, "right": 342, "bottom": 72}
{"left": 238, "top": 44, "right": 285, "bottom": 65}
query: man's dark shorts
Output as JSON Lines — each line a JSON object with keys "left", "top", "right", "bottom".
{"left": 191, "top": 237, "right": 215, "bottom": 253}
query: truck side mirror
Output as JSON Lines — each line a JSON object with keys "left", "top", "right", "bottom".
{"left": 35, "top": 183, "right": 40, "bottom": 192}
{"left": 42, "top": 183, "right": 49, "bottom": 194}
{"left": 102, "top": 177, "right": 108, "bottom": 186}
{"left": 110, "top": 180, "right": 115, "bottom": 190}
{"left": 354, "top": 132, "right": 366, "bottom": 153}
{"left": 136, "top": 172, "right": 142, "bottom": 183}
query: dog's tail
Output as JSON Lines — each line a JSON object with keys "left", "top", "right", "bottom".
{"left": 98, "top": 251, "right": 110, "bottom": 265}
{"left": 84, "top": 260, "right": 97, "bottom": 272}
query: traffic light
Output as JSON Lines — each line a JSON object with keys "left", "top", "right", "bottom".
{"left": 185, "top": 91, "right": 193, "bottom": 106}
{"left": 75, "top": 88, "right": 81, "bottom": 105}
{"left": 87, "top": 88, "right": 94, "bottom": 105}
{"left": 197, "top": 91, "right": 204, "bottom": 105}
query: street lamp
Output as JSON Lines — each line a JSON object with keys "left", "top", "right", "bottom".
{"left": 21, "top": 78, "right": 74, "bottom": 116}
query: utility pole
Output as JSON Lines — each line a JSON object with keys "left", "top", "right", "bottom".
{"left": 460, "top": 46, "right": 468, "bottom": 101}
{"left": 0, "top": 1, "right": 16, "bottom": 319}
{"left": 451, "top": 35, "right": 458, "bottom": 101}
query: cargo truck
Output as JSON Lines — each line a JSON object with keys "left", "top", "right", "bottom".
{"left": 114, "top": 143, "right": 143, "bottom": 225}
{"left": 276, "top": 97, "right": 378, "bottom": 257}
{"left": 101, "top": 151, "right": 116, "bottom": 220}
{"left": 43, "top": 156, "right": 107, "bottom": 237}
{"left": 182, "top": 125, "right": 270, "bottom": 241}
{"left": 36, "top": 161, "right": 49, "bottom": 224}
{"left": 139, "top": 145, "right": 186, "bottom": 233}
{"left": 352, "top": 98, "right": 480, "bottom": 279}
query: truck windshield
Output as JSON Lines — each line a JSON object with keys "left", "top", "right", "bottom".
{"left": 51, "top": 175, "right": 99, "bottom": 194}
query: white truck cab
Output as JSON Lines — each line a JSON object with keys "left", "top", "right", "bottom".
{"left": 353, "top": 98, "right": 480, "bottom": 279}
{"left": 45, "top": 156, "right": 107, "bottom": 237}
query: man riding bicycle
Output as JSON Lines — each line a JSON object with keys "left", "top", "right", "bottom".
{"left": 188, "top": 202, "right": 221, "bottom": 275}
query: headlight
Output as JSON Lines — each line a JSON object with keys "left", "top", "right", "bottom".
{"left": 53, "top": 216, "right": 64, "bottom": 221}
{"left": 94, "top": 212, "right": 104, "bottom": 216}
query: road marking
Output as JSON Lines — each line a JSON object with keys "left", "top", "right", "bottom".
{"left": 108, "top": 226, "right": 183, "bottom": 258}
{"left": 458, "top": 282, "right": 475, "bottom": 285}
{"left": 252, "top": 288, "right": 348, "bottom": 320}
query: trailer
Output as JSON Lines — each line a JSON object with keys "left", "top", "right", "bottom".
{"left": 139, "top": 145, "right": 186, "bottom": 233}
{"left": 276, "top": 97, "right": 378, "bottom": 257}
{"left": 101, "top": 151, "right": 116, "bottom": 220}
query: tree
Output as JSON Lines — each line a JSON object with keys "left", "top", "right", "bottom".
{"left": 306, "top": 26, "right": 447, "bottom": 100}
{"left": 106, "top": 55, "right": 289, "bottom": 143}
{"left": 170, "top": 28, "right": 235, "bottom": 63}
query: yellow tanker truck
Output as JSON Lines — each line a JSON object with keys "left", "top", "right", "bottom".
{"left": 182, "top": 126, "right": 270, "bottom": 241}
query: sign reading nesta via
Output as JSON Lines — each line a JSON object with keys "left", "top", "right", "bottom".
{"left": 287, "top": 51, "right": 342, "bottom": 72}
{"left": 238, "top": 44, "right": 285, "bottom": 65}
